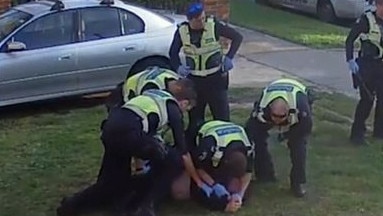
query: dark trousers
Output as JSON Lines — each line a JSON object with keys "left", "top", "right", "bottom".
{"left": 245, "top": 117, "right": 310, "bottom": 185}
{"left": 122, "top": 147, "right": 185, "bottom": 212}
{"left": 58, "top": 109, "right": 165, "bottom": 215}
{"left": 104, "top": 82, "right": 124, "bottom": 113}
{"left": 186, "top": 72, "right": 230, "bottom": 149}
{"left": 351, "top": 57, "right": 383, "bottom": 140}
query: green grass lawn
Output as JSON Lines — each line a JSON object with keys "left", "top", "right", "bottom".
{"left": 230, "top": 0, "right": 350, "bottom": 49}
{"left": 1, "top": 88, "right": 383, "bottom": 216}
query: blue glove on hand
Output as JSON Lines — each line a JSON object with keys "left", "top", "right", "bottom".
{"left": 136, "top": 160, "right": 151, "bottom": 175}
{"left": 222, "top": 56, "right": 233, "bottom": 72}
{"left": 348, "top": 59, "right": 359, "bottom": 74}
{"left": 142, "top": 161, "right": 151, "bottom": 173}
{"left": 200, "top": 183, "right": 214, "bottom": 198}
{"left": 177, "top": 65, "right": 190, "bottom": 77}
{"left": 212, "top": 183, "right": 230, "bottom": 198}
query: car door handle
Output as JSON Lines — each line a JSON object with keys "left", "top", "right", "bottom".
{"left": 58, "top": 54, "right": 71, "bottom": 60}
{"left": 123, "top": 46, "right": 136, "bottom": 52}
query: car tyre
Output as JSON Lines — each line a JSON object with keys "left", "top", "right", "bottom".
{"left": 317, "top": 0, "right": 337, "bottom": 23}
{"left": 127, "top": 57, "right": 171, "bottom": 79}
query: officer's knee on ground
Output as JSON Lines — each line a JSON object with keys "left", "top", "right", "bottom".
{"left": 171, "top": 171, "right": 191, "bottom": 200}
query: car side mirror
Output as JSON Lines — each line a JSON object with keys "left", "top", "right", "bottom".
{"left": 7, "top": 41, "right": 26, "bottom": 52}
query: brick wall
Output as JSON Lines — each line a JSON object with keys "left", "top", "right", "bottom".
{"left": 203, "top": 0, "right": 230, "bottom": 21}
{"left": 202, "top": 0, "right": 231, "bottom": 53}
{"left": 0, "top": 0, "right": 11, "bottom": 12}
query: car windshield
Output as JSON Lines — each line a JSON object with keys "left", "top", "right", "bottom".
{"left": 0, "top": 9, "right": 33, "bottom": 42}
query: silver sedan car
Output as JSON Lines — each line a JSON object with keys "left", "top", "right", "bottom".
{"left": 0, "top": 0, "right": 184, "bottom": 107}
{"left": 266, "top": 0, "right": 370, "bottom": 23}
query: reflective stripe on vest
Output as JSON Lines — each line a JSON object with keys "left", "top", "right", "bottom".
{"left": 196, "top": 120, "right": 253, "bottom": 167}
{"left": 179, "top": 17, "right": 223, "bottom": 77}
{"left": 122, "top": 89, "right": 176, "bottom": 133}
{"left": 256, "top": 79, "right": 307, "bottom": 126}
{"left": 123, "top": 67, "right": 180, "bottom": 102}
{"left": 359, "top": 11, "right": 383, "bottom": 58}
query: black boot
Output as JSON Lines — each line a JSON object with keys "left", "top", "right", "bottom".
{"left": 350, "top": 136, "right": 368, "bottom": 146}
{"left": 290, "top": 183, "right": 306, "bottom": 198}
{"left": 56, "top": 196, "right": 80, "bottom": 216}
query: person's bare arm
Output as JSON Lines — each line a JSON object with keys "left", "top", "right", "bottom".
{"left": 182, "top": 153, "right": 204, "bottom": 187}
{"left": 196, "top": 168, "right": 215, "bottom": 186}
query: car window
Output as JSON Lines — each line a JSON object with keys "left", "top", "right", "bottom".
{"left": 11, "top": 10, "right": 75, "bottom": 50}
{"left": 80, "top": 7, "right": 121, "bottom": 41}
{"left": 119, "top": 9, "right": 144, "bottom": 35}
{"left": 0, "top": 9, "right": 32, "bottom": 42}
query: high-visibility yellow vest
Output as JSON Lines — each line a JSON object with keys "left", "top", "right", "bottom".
{"left": 256, "top": 79, "right": 307, "bottom": 128}
{"left": 123, "top": 67, "right": 180, "bottom": 102}
{"left": 179, "top": 17, "right": 223, "bottom": 77}
{"left": 359, "top": 11, "right": 383, "bottom": 58}
{"left": 122, "top": 89, "right": 177, "bottom": 134}
{"left": 196, "top": 120, "right": 253, "bottom": 167}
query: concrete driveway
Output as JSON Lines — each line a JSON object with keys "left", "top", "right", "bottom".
{"left": 229, "top": 25, "right": 357, "bottom": 98}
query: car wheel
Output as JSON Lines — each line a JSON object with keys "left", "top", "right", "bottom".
{"left": 317, "top": 0, "right": 336, "bottom": 23}
{"left": 127, "top": 57, "right": 171, "bottom": 79}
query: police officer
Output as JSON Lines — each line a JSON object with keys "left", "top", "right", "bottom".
{"left": 169, "top": 2, "right": 243, "bottom": 146}
{"left": 56, "top": 81, "right": 209, "bottom": 216}
{"left": 104, "top": 66, "right": 182, "bottom": 175}
{"left": 245, "top": 78, "right": 313, "bottom": 198}
{"left": 191, "top": 120, "right": 253, "bottom": 213}
{"left": 345, "top": 0, "right": 383, "bottom": 145}
{"left": 105, "top": 66, "right": 181, "bottom": 112}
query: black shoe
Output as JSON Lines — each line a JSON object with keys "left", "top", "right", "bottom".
{"left": 56, "top": 197, "right": 79, "bottom": 216}
{"left": 290, "top": 184, "right": 306, "bottom": 198}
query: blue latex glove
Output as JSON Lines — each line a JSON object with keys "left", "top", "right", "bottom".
{"left": 212, "top": 183, "right": 230, "bottom": 198}
{"left": 222, "top": 56, "right": 233, "bottom": 72}
{"left": 348, "top": 59, "right": 359, "bottom": 74}
{"left": 200, "top": 183, "right": 213, "bottom": 198}
{"left": 141, "top": 163, "right": 151, "bottom": 174}
{"left": 135, "top": 161, "right": 151, "bottom": 175}
{"left": 177, "top": 65, "right": 190, "bottom": 77}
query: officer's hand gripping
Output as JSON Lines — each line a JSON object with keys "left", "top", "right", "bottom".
{"left": 222, "top": 56, "right": 233, "bottom": 72}
{"left": 348, "top": 59, "right": 359, "bottom": 74}
{"left": 200, "top": 183, "right": 214, "bottom": 197}
{"left": 231, "top": 193, "right": 243, "bottom": 205}
{"left": 212, "top": 183, "right": 230, "bottom": 198}
{"left": 177, "top": 65, "right": 190, "bottom": 77}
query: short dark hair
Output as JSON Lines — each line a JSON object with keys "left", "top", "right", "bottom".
{"left": 218, "top": 150, "right": 247, "bottom": 178}
{"left": 169, "top": 78, "right": 197, "bottom": 104}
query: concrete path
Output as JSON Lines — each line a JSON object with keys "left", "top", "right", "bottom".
{"left": 229, "top": 25, "right": 357, "bottom": 98}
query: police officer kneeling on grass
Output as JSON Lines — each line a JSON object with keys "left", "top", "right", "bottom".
{"left": 245, "top": 78, "right": 313, "bottom": 198}
{"left": 189, "top": 120, "right": 253, "bottom": 213}
{"left": 57, "top": 81, "right": 205, "bottom": 216}
{"left": 169, "top": 2, "right": 243, "bottom": 146}
{"left": 345, "top": 0, "right": 383, "bottom": 145}
{"left": 105, "top": 66, "right": 181, "bottom": 112}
